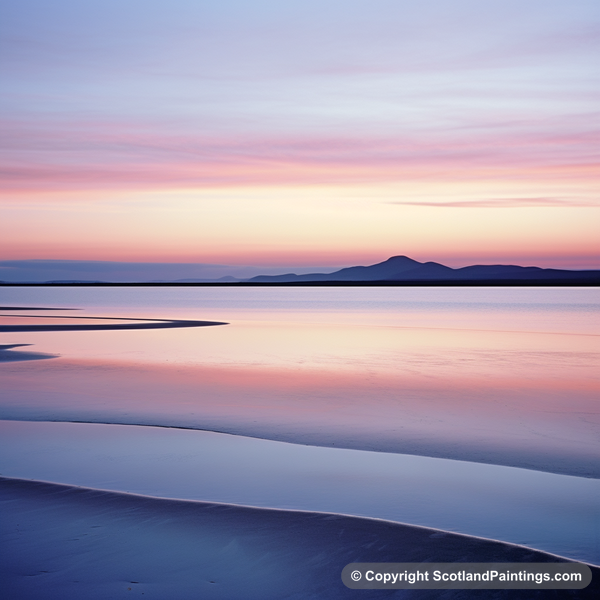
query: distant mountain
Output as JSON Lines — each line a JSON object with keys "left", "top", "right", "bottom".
{"left": 2, "top": 256, "right": 598, "bottom": 285}
{"left": 167, "top": 276, "right": 243, "bottom": 283}
{"left": 0, "top": 260, "right": 340, "bottom": 283}
{"left": 249, "top": 256, "right": 422, "bottom": 282}
{"left": 249, "top": 256, "right": 600, "bottom": 284}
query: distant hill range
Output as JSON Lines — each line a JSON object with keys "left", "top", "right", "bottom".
{"left": 249, "top": 256, "right": 600, "bottom": 285}
{"left": 1, "top": 255, "right": 598, "bottom": 285}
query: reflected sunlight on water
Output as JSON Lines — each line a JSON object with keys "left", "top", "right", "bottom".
{"left": 1, "top": 287, "right": 598, "bottom": 478}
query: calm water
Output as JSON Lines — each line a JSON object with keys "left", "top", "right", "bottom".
{"left": 1, "top": 419, "right": 599, "bottom": 563}
{"left": 1, "top": 286, "right": 599, "bottom": 562}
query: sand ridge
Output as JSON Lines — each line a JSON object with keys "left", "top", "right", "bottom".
{"left": 2, "top": 477, "right": 597, "bottom": 600}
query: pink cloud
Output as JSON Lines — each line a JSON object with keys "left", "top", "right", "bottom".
{"left": 1, "top": 117, "right": 598, "bottom": 193}
{"left": 389, "top": 197, "right": 599, "bottom": 208}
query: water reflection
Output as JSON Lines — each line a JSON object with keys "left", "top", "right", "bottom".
{"left": 2, "top": 352, "right": 598, "bottom": 477}
{"left": 1, "top": 287, "right": 598, "bottom": 566}
{"left": 1, "top": 420, "right": 598, "bottom": 564}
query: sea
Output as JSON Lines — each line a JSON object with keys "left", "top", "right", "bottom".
{"left": 0, "top": 285, "right": 598, "bottom": 564}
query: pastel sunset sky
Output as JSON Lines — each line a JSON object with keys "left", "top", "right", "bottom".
{"left": 1, "top": 0, "right": 598, "bottom": 269}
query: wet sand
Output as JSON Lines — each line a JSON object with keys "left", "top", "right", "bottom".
{"left": 1, "top": 420, "right": 598, "bottom": 565}
{"left": 2, "top": 477, "right": 597, "bottom": 600}
{"left": 0, "top": 313, "right": 228, "bottom": 332}
{"left": 0, "top": 344, "right": 58, "bottom": 362}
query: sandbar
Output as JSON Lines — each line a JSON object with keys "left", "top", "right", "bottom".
{"left": 2, "top": 477, "right": 598, "bottom": 600}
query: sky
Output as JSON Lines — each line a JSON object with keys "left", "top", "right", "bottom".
{"left": 1, "top": 0, "right": 599, "bottom": 271}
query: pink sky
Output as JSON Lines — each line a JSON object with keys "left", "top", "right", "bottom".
{"left": 1, "top": 1, "right": 598, "bottom": 270}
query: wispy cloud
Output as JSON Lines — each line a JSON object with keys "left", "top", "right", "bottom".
{"left": 388, "top": 198, "right": 600, "bottom": 208}
{"left": 1, "top": 118, "right": 598, "bottom": 192}
{"left": 1, "top": 1, "right": 598, "bottom": 266}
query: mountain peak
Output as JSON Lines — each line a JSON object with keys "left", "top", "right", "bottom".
{"left": 248, "top": 255, "right": 600, "bottom": 284}
{"left": 384, "top": 255, "right": 421, "bottom": 265}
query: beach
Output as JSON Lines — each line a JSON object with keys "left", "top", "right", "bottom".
{"left": 0, "top": 286, "right": 598, "bottom": 597}
{"left": 4, "top": 476, "right": 598, "bottom": 600}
